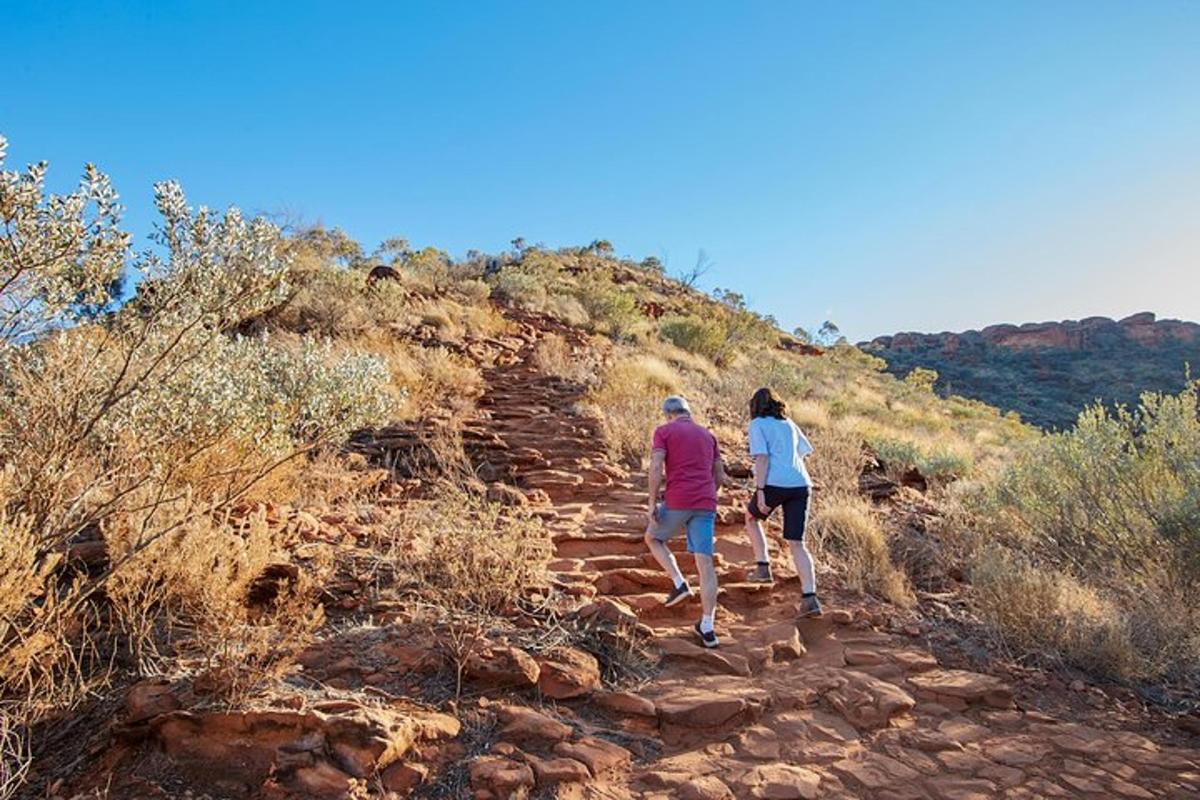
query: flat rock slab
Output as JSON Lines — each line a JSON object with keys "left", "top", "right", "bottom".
{"left": 908, "top": 669, "right": 1014, "bottom": 709}
{"left": 821, "top": 669, "right": 916, "bottom": 730}
{"left": 654, "top": 679, "right": 770, "bottom": 730}
{"left": 659, "top": 637, "right": 752, "bottom": 677}
{"left": 734, "top": 763, "right": 822, "bottom": 799}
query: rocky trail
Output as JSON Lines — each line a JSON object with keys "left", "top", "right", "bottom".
{"left": 447, "top": 319, "right": 1200, "bottom": 799}
{"left": 58, "top": 313, "right": 1200, "bottom": 800}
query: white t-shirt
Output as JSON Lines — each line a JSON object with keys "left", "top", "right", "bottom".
{"left": 748, "top": 416, "right": 813, "bottom": 488}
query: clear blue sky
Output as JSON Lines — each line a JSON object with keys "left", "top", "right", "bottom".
{"left": 4, "top": 1, "right": 1198, "bottom": 340}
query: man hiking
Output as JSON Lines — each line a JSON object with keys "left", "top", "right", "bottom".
{"left": 643, "top": 395, "right": 725, "bottom": 648}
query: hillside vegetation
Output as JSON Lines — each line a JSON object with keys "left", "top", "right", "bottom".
{"left": 2, "top": 136, "right": 1198, "bottom": 797}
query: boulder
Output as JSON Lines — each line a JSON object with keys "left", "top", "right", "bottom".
{"left": 466, "top": 644, "right": 540, "bottom": 689}
{"left": 552, "top": 736, "right": 632, "bottom": 775}
{"left": 537, "top": 647, "right": 601, "bottom": 699}
{"left": 823, "top": 670, "right": 915, "bottom": 730}
{"left": 496, "top": 705, "right": 573, "bottom": 745}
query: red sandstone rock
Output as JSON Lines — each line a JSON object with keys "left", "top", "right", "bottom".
{"left": 125, "top": 679, "right": 182, "bottom": 723}
{"left": 736, "top": 763, "right": 822, "bottom": 799}
{"left": 466, "top": 644, "right": 540, "bottom": 689}
{"left": 496, "top": 704, "right": 573, "bottom": 745}
{"left": 526, "top": 754, "right": 591, "bottom": 785}
{"left": 593, "top": 690, "right": 657, "bottom": 718}
{"left": 469, "top": 755, "right": 535, "bottom": 794}
{"left": 823, "top": 670, "right": 916, "bottom": 730}
{"left": 655, "top": 682, "right": 770, "bottom": 730}
{"left": 908, "top": 669, "right": 1013, "bottom": 709}
{"left": 677, "top": 774, "right": 735, "bottom": 799}
{"left": 536, "top": 647, "right": 601, "bottom": 699}
{"left": 553, "top": 736, "right": 632, "bottom": 775}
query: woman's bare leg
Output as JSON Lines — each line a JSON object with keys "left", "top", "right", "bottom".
{"left": 744, "top": 511, "right": 769, "bottom": 563}
{"left": 788, "top": 538, "right": 817, "bottom": 594}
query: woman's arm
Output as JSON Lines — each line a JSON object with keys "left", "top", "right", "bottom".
{"left": 752, "top": 453, "right": 770, "bottom": 509}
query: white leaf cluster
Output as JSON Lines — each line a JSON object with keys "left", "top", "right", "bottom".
{"left": 0, "top": 133, "right": 130, "bottom": 342}
{"left": 84, "top": 334, "right": 396, "bottom": 458}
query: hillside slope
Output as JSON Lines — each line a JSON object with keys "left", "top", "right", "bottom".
{"left": 861, "top": 313, "right": 1200, "bottom": 429}
{"left": 49, "top": 299, "right": 1200, "bottom": 800}
{"left": 3, "top": 140, "right": 1197, "bottom": 800}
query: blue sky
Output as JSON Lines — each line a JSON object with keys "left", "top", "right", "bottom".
{"left": 3, "top": 1, "right": 1197, "bottom": 340}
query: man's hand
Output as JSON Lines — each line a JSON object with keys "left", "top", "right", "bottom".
{"left": 646, "top": 502, "right": 660, "bottom": 526}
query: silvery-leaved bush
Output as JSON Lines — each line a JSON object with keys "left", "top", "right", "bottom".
{"left": 0, "top": 135, "right": 398, "bottom": 553}
{"left": 0, "top": 134, "right": 130, "bottom": 344}
{"left": 138, "top": 179, "right": 291, "bottom": 328}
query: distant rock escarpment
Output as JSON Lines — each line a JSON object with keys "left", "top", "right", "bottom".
{"left": 867, "top": 312, "right": 1200, "bottom": 354}
{"left": 862, "top": 313, "right": 1200, "bottom": 429}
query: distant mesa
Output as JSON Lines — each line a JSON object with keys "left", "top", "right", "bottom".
{"left": 863, "top": 313, "right": 1200, "bottom": 355}
{"left": 862, "top": 312, "right": 1200, "bottom": 430}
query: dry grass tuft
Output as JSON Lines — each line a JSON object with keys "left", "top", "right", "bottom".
{"left": 971, "top": 547, "right": 1138, "bottom": 679}
{"left": 809, "top": 495, "right": 913, "bottom": 606}
{"left": 585, "top": 354, "right": 681, "bottom": 466}
{"left": 107, "top": 509, "right": 326, "bottom": 704}
{"left": 374, "top": 487, "right": 555, "bottom": 695}
{"left": 533, "top": 333, "right": 599, "bottom": 384}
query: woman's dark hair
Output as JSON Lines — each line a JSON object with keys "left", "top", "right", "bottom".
{"left": 750, "top": 387, "right": 788, "bottom": 420}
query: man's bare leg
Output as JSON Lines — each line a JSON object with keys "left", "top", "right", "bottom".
{"left": 645, "top": 531, "right": 686, "bottom": 588}
{"left": 695, "top": 553, "right": 718, "bottom": 627}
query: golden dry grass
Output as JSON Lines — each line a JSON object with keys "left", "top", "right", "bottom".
{"left": 585, "top": 354, "right": 682, "bottom": 466}
{"left": 971, "top": 547, "right": 1138, "bottom": 679}
{"left": 808, "top": 494, "right": 913, "bottom": 607}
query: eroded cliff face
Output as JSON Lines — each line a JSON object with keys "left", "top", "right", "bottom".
{"left": 862, "top": 312, "right": 1200, "bottom": 429}
{"left": 866, "top": 313, "right": 1200, "bottom": 355}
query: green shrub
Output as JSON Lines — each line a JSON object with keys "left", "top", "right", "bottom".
{"left": 868, "top": 435, "right": 921, "bottom": 479}
{"left": 917, "top": 447, "right": 973, "bottom": 482}
{"left": 573, "top": 275, "right": 640, "bottom": 338}
{"left": 904, "top": 367, "right": 939, "bottom": 393}
{"left": 659, "top": 315, "right": 729, "bottom": 363}
{"left": 489, "top": 270, "right": 548, "bottom": 309}
{"left": 973, "top": 383, "right": 1200, "bottom": 680}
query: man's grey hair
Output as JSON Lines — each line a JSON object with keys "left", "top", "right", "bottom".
{"left": 662, "top": 395, "right": 692, "bottom": 415}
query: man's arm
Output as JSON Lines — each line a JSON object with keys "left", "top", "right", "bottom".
{"left": 712, "top": 454, "right": 726, "bottom": 488}
{"left": 647, "top": 448, "right": 666, "bottom": 518}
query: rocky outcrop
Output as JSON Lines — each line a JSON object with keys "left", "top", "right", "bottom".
{"left": 862, "top": 311, "right": 1200, "bottom": 428}
{"left": 864, "top": 312, "right": 1199, "bottom": 353}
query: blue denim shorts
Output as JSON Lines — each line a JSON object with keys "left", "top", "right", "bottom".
{"left": 647, "top": 504, "right": 716, "bottom": 556}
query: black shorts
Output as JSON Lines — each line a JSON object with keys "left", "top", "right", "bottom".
{"left": 746, "top": 485, "right": 810, "bottom": 541}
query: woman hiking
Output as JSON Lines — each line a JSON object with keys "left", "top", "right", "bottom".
{"left": 743, "top": 387, "right": 823, "bottom": 618}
